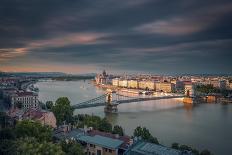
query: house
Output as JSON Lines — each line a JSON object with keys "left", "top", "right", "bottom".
{"left": 124, "top": 140, "right": 194, "bottom": 155}
{"left": 78, "top": 135, "right": 124, "bottom": 155}
{"left": 23, "top": 109, "right": 57, "bottom": 128}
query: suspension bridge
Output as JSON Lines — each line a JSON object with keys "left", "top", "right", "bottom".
{"left": 72, "top": 90, "right": 184, "bottom": 113}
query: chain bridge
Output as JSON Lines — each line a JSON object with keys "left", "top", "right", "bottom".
{"left": 72, "top": 90, "right": 184, "bottom": 113}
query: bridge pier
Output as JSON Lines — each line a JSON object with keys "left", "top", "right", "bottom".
{"left": 104, "top": 104, "right": 118, "bottom": 113}
{"left": 104, "top": 89, "right": 118, "bottom": 113}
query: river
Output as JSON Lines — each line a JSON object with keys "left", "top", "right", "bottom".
{"left": 34, "top": 80, "right": 232, "bottom": 155}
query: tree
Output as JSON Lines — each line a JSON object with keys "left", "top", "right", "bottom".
{"left": 15, "top": 120, "right": 52, "bottom": 142}
{"left": 179, "top": 145, "right": 192, "bottom": 151}
{"left": 133, "top": 126, "right": 159, "bottom": 144}
{"left": 0, "top": 139, "right": 17, "bottom": 155}
{"left": 52, "top": 97, "right": 74, "bottom": 125}
{"left": 46, "top": 101, "right": 54, "bottom": 110}
{"left": 0, "top": 112, "right": 12, "bottom": 128}
{"left": 112, "top": 125, "right": 124, "bottom": 136}
{"left": 17, "top": 137, "right": 64, "bottom": 155}
{"left": 200, "top": 149, "right": 212, "bottom": 155}
{"left": 171, "top": 142, "right": 179, "bottom": 150}
{"left": 60, "top": 140, "right": 84, "bottom": 155}
{"left": 0, "top": 128, "right": 16, "bottom": 140}
{"left": 99, "top": 118, "right": 112, "bottom": 132}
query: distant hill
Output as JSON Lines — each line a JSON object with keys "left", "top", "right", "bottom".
{"left": 0, "top": 72, "right": 67, "bottom": 77}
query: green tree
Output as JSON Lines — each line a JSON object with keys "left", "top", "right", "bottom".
{"left": 15, "top": 120, "right": 52, "bottom": 142}
{"left": 99, "top": 118, "right": 112, "bottom": 132}
{"left": 52, "top": 97, "right": 74, "bottom": 125}
{"left": 60, "top": 140, "right": 84, "bottom": 155}
{"left": 133, "top": 126, "right": 159, "bottom": 144}
{"left": 112, "top": 125, "right": 124, "bottom": 136}
{"left": 46, "top": 101, "right": 54, "bottom": 109}
{"left": 17, "top": 137, "right": 64, "bottom": 155}
{"left": 0, "top": 139, "right": 17, "bottom": 155}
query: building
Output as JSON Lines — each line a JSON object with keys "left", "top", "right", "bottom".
{"left": 23, "top": 109, "right": 57, "bottom": 128}
{"left": 138, "top": 80, "right": 147, "bottom": 90}
{"left": 210, "top": 79, "right": 220, "bottom": 88}
{"left": 10, "top": 91, "right": 39, "bottom": 110}
{"left": 78, "top": 135, "right": 124, "bottom": 155}
{"left": 155, "top": 82, "right": 174, "bottom": 93}
{"left": 184, "top": 83, "right": 194, "bottom": 97}
{"left": 138, "top": 80, "right": 155, "bottom": 90}
{"left": 112, "top": 78, "right": 119, "bottom": 87}
{"left": 124, "top": 141, "right": 193, "bottom": 155}
{"left": 219, "top": 80, "right": 226, "bottom": 90}
{"left": 127, "top": 80, "right": 138, "bottom": 89}
{"left": 229, "top": 82, "right": 232, "bottom": 90}
{"left": 119, "top": 79, "right": 128, "bottom": 88}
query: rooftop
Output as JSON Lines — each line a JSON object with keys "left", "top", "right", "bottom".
{"left": 125, "top": 141, "right": 193, "bottom": 155}
{"left": 78, "top": 135, "right": 124, "bottom": 149}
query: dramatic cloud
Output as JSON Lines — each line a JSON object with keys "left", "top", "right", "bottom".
{"left": 0, "top": 0, "right": 232, "bottom": 74}
{"left": 135, "top": 2, "right": 232, "bottom": 35}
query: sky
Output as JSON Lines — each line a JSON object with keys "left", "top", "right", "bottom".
{"left": 0, "top": 0, "right": 232, "bottom": 74}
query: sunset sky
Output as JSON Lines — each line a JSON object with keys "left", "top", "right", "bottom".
{"left": 0, "top": 0, "right": 232, "bottom": 74}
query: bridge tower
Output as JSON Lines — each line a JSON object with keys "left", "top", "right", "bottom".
{"left": 104, "top": 89, "right": 118, "bottom": 113}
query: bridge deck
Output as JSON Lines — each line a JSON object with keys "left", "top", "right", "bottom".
{"left": 72, "top": 95, "right": 184, "bottom": 109}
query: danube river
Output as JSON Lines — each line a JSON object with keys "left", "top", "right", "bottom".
{"left": 35, "top": 80, "right": 232, "bottom": 155}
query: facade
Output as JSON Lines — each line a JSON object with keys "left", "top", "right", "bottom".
{"left": 127, "top": 80, "right": 138, "bottom": 89}
{"left": 138, "top": 80, "right": 155, "bottom": 90}
{"left": 10, "top": 92, "right": 39, "bottom": 110}
{"left": 230, "top": 82, "right": 232, "bottom": 90}
{"left": 219, "top": 80, "right": 226, "bottom": 90}
{"left": 146, "top": 80, "right": 155, "bottom": 90}
{"left": 155, "top": 82, "right": 174, "bottom": 93}
{"left": 112, "top": 78, "right": 119, "bottom": 87}
{"left": 119, "top": 79, "right": 128, "bottom": 88}
{"left": 78, "top": 135, "right": 124, "bottom": 155}
{"left": 23, "top": 109, "right": 57, "bottom": 128}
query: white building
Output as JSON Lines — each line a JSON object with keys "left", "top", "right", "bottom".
{"left": 11, "top": 92, "right": 39, "bottom": 110}
{"left": 112, "top": 78, "right": 119, "bottom": 86}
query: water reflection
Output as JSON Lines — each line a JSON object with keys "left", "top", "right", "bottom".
{"left": 36, "top": 80, "right": 232, "bottom": 155}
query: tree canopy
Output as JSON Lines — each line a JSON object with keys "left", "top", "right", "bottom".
{"left": 112, "top": 125, "right": 124, "bottom": 136}
{"left": 60, "top": 140, "right": 85, "bottom": 155}
{"left": 15, "top": 120, "right": 52, "bottom": 142}
{"left": 46, "top": 101, "right": 54, "bottom": 110}
{"left": 17, "top": 137, "right": 64, "bottom": 155}
{"left": 52, "top": 97, "right": 74, "bottom": 125}
{"left": 134, "top": 126, "right": 159, "bottom": 144}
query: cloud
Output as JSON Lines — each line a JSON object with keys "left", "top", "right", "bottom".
{"left": 134, "top": 17, "right": 206, "bottom": 35}
{"left": 134, "top": 2, "right": 232, "bottom": 35}
{"left": 26, "top": 32, "right": 111, "bottom": 49}
{"left": 119, "top": 39, "right": 232, "bottom": 55}
{"left": 0, "top": 48, "right": 27, "bottom": 61}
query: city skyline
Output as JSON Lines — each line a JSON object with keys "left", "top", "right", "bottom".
{"left": 1, "top": 0, "right": 232, "bottom": 74}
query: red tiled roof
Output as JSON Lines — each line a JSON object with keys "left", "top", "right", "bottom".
{"left": 15, "top": 92, "right": 37, "bottom": 96}
{"left": 23, "top": 109, "right": 45, "bottom": 120}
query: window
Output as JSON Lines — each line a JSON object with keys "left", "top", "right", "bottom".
{"left": 97, "top": 150, "right": 101, "bottom": 155}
